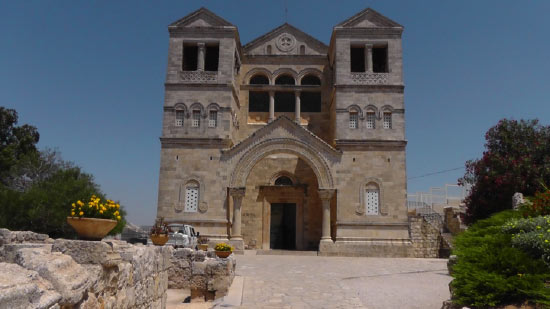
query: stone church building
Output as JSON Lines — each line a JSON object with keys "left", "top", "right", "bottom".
{"left": 156, "top": 7, "right": 410, "bottom": 256}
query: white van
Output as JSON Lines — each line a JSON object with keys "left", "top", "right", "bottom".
{"left": 166, "top": 224, "right": 198, "bottom": 248}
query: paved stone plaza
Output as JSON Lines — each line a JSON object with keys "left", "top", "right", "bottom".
{"left": 213, "top": 253, "right": 451, "bottom": 308}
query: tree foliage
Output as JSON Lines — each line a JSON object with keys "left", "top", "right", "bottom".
{"left": 0, "top": 107, "right": 40, "bottom": 187}
{"left": 459, "top": 119, "right": 550, "bottom": 224}
{"left": 0, "top": 107, "right": 126, "bottom": 238}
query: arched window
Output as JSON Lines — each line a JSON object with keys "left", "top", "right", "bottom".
{"left": 365, "top": 183, "right": 380, "bottom": 215}
{"left": 274, "top": 176, "right": 293, "bottom": 186}
{"left": 175, "top": 110, "right": 184, "bottom": 127}
{"left": 192, "top": 110, "right": 201, "bottom": 127}
{"left": 301, "top": 75, "right": 321, "bottom": 86}
{"left": 275, "top": 74, "right": 295, "bottom": 85}
{"left": 266, "top": 45, "right": 272, "bottom": 55}
{"left": 184, "top": 181, "right": 199, "bottom": 212}
{"left": 208, "top": 110, "right": 217, "bottom": 128}
{"left": 250, "top": 74, "right": 269, "bottom": 85}
{"left": 349, "top": 111, "right": 358, "bottom": 129}
{"left": 383, "top": 112, "right": 392, "bottom": 129}
{"left": 366, "top": 111, "right": 375, "bottom": 129}
{"left": 300, "top": 45, "right": 306, "bottom": 55}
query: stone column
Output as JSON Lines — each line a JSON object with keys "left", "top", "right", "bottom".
{"left": 318, "top": 189, "right": 336, "bottom": 243}
{"left": 229, "top": 187, "right": 246, "bottom": 240}
{"left": 365, "top": 44, "right": 373, "bottom": 73}
{"left": 294, "top": 90, "right": 301, "bottom": 124}
{"left": 197, "top": 43, "right": 205, "bottom": 72}
{"left": 268, "top": 91, "right": 275, "bottom": 122}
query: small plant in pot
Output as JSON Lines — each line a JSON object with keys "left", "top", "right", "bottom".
{"left": 150, "top": 217, "right": 171, "bottom": 246}
{"left": 214, "top": 242, "right": 234, "bottom": 258}
{"left": 67, "top": 195, "right": 124, "bottom": 240}
{"left": 198, "top": 235, "right": 209, "bottom": 251}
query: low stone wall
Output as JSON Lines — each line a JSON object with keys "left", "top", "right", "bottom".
{"left": 0, "top": 229, "right": 236, "bottom": 308}
{"left": 410, "top": 215, "right": 442, "bottom": 258}
{"left": 169, "top": 248, "right": 236, "bottom": 301}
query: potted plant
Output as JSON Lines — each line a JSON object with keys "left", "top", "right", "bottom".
{"left": 150, "top": 217, "right": 171, "bottom": 246}
{"left": 214, "top": 242, "right": 233, "bottom": 258}
{"left": 67, "top": 195, "right": 123, "bottom": 240}
{"left": 198, "top": 235, "right": 209, "bottom": 251}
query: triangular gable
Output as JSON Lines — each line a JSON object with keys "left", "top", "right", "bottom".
{"left": 221, "top": 116, "right": 341, "bottom": 159}
{"left": 169, "top": 7, "right": 236, "bottom": 29}
{"left": 244, "top": 23, "right": 328, "bottom": 56}
{"left": 336, "top": 8, "right": 403, "bottom": 29}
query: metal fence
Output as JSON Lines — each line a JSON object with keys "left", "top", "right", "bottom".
{"left": 407, "top": 184, "right": 470, "bottom": 213}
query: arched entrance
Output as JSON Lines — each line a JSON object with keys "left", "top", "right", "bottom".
{"left": 227, "top": 138, "right": 335, "bottom": 251}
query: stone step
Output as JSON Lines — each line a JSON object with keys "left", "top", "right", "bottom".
{"left": 255, "top": 249, "right": 319, "bottom": 256}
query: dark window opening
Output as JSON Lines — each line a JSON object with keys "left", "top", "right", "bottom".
{"left": 300, "top": 45, "right": 305, "bottom": 55}
{"left": 275, "top": 74, "right": 295, "bottom": 85}
{"left": 275, "top": 176, "right": 293, "bottom": 186}
{"left": 301, "top": 92, "right": 321, "bottom": 112}
{"left": 275, "top": 92, "right": 295, "bottom": 112}
{"left": 250, "top": 75, "right": 269, "bottom": 85}
{"left": 249, "top": 91, "right": 269, "bottom": 112}
{"left": 183, "top": 45, "right": 198, "bottom": 71}
{"left": 267, "top": 45, "right": 272, "bottom": 55}
{"left": 204, "top": 45, "right": 219, "bottom": 71}
{"left": 301, "top": 75, "right": 321, "bottom": 86}
{"left": 350, "top": 47, "right": 365, "bottom": 72}
{"left": 373, "top": 46, "right": 388, "bottom": 73}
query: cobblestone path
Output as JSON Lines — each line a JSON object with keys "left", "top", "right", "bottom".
{"left": 231, "top": 254, "right": 451, "bottom": 309}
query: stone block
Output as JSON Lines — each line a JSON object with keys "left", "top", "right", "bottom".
{"left": 51, "top": 239, "right": 122, "bottom": 266}
{"left": 0, "top": 262, "right": 61, "bottom": 309}
{"left": 14, "top": 248, "right": 90, "bottom": 306}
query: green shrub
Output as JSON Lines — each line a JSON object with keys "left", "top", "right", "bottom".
{"left": 451, "top": 210, "right": 550, "bottom": 307}
{"left": 503, "top": 215, "right": 550, "bottom": 267}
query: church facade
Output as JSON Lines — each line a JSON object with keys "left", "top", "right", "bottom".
{"left": 156, "top": 7, "right": 410, "bottom": 256}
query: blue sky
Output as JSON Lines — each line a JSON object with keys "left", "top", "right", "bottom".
{"left": 1, "top": 1, "right": 549, "bottom": 225}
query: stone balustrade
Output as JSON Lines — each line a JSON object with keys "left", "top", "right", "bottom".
{"left": 350, "top": 72, "right": 390, "bottom": 84}
{"left": 179, "top": 70, "right": 218, "bottom": 83}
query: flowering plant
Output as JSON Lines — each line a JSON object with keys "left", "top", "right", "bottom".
{"left": 70, "top": 195, "right": 122, "bottom": 221}
{"left": 214, "top": 242, "right": 233, "bottom": 252}
{"left": 150, "top": 217, "right": 171, "bottom": 236}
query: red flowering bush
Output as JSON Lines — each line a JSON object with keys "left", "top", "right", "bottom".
{"left": 459, "top": 119, "right": 550, "bottom": 224}
{"left": 519, "top": 188, "right": 550, "bottom": 217}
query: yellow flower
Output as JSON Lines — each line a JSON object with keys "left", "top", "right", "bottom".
{"left": 546, "top": 239, "right": 549, "bottom": 243}
{"left": 79, "top": 211, "right": 84, "bottom": 216}
{"left": 100, "top": 210, "right": 104, "bottom": 214}
{"left": 71, "top": 203, "right": 76, "bottom": 208}
{"left": 114, "top": 211, "right": 119, "bottom": 216}
{"left": 116, "top": 216, "right": 121, "bottom": 220}
{"left": 71, "top": 211, "right": 75, "bottom": 216}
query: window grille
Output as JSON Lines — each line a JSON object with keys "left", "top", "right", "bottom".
{"left": 365, "top": 189, "right": 379, "bottom": 215}
{"left": 185, "top": 184, "right": 199, "bottom": 212}
{"left": 175, "top": 110, "right": 184, "bottom": 127}
{"left": 366, "top": 112, "right": 375, "bottom": 129}
{"left": 349, "top": 112, "right": 358, "bottom": 129}
{"left": 208, "top": 110, "right": 217, "bottom": 128}
{"left": 192, "top": 110, "right": 200, "bottom": 127}
{"left": 383, "top": 112, "right": 392, "bottom": 129}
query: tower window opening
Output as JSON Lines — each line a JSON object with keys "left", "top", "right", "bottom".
{"left": 204, "top": 45, "right": 219, "bottom": 71}
{"left": 183, "top": 45, "right": 198, "bottom": 71}
{"left": 350, "top": 46, "right": 365, "bottom": 72}
{"left": 274, "top": 92, "right": 295, "bottom": 112}
{"left": 373, "top": 46, "right": 388, "bottom": 73}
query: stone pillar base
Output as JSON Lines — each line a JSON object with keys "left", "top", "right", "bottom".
{"left": 228, "top": 239, "right": 244, "bottom": 252}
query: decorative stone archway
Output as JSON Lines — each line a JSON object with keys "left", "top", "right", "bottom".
{"left": 229, "top": 138, "right": 334, "bottom": 189}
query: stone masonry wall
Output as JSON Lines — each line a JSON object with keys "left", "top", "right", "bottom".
{"left": 0, "top": 228, "right": 172, "bottom": 309}
{"left": 0, "top": 229, "right": 235, "bottom": 308}
{"left": 168, "top": 248, "right": 235, "bottom": 301}
{"left": 410, "top": 216, "right": 442, "bottom": 258}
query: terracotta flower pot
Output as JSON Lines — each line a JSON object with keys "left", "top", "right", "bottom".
{"left": 215, "top": 251, "right": 232, "bottom": 258}
{"left": 198, "top": 244, "right": 209, "bottom": 251}
{"left": 150, "top": 234, "right": 169, "bottom": 246}
{"left": 67, "top": 217, "right": 117, "bottom": 241}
